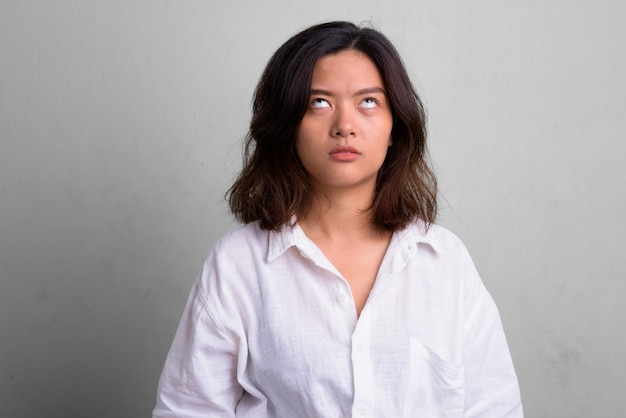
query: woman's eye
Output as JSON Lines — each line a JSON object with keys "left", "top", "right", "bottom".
{"left": 310, "top": 98, "right": 330, "bottom": 108}
{"left": 360, "top": 97, "right": 378, "bottom": 109}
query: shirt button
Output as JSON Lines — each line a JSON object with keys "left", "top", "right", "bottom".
{"left": 358, "top": 404, "right": 369, "bottom": 415}
{"left": 337, "top": 293, "right": 347, "bottom": 303}
{"left": 356, "top": 344, "right": 365, "bottom": 353}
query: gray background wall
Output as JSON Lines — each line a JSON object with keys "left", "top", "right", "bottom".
{"left": 1, "top": 1, "right": 624, "bottom": 417}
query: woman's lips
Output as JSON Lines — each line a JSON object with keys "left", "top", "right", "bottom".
{"left": 329, "top": 146, "right": 360, "bottom": 162}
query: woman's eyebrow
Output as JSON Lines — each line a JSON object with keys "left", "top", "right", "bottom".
{"left": 310, "top": 88, "right": 333, "bottom": 96}
{"left": 354, "top": 87, "right": 386, "bottom": 96}
{"left": 309, "top": 87, "right": 386, "bottom": 96}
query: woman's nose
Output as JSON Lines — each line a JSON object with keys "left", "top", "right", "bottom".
{"left": 331, "top": 106, "right": 356, "bottom": 137}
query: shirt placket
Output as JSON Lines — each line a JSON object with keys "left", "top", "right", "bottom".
{"left": 351, "top": 309, "right": 375, "bottom": 417}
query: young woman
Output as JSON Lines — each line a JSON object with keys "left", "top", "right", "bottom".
{"left": 153, "top": 21, "right": 523, "bottom": 417}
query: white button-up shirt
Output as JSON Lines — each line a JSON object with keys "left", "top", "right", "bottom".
{"left": 154, "top": 221, "right": 523, "bottom": 417}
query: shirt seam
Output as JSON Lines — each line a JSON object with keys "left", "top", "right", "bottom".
{"left": 194, "top": 283, "right": 237, "bottom": 341}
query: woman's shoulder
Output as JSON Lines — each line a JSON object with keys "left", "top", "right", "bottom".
{"left": 404, "top": 221, "right": 481, "bottom": 285}
{"left": 196, "top": 222, "right": 269, "bottom": 290}
{"left": 211, "top": 221, "right": 267, "bottom": 254}
{"left": 407, "top": 219, "right": 469, "bottom": 255}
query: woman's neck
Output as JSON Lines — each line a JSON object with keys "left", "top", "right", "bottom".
{"left": 299, "top": 187, "right": 381, "bottom": 243}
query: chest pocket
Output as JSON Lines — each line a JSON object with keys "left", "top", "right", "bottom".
{"left": 404, "top": 338, "right": 465, "bottom": 418}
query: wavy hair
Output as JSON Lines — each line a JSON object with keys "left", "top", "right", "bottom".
{"left": 227, "top": 21, "right": 437, "bottom": 232}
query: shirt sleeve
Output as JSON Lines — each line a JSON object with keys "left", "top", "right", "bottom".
{"left": 462, "top": 253, "right": 524, "bottom": 417}
{"left": 152, "top": 279, "right": 243, "bottom": 417}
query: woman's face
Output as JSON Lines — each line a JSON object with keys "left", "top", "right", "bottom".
{"left": 295, "top": 50, "right": 393, "bottom": 196}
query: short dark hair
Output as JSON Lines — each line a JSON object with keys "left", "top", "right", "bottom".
{"left": 227, "top": 21, "right": 437, "bottom": 232}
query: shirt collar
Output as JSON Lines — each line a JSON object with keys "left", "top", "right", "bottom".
{"left": 405, "top": 219, "right": 442, "bottom": 253}
{"left": 267, "top": 221, "right": 299, "bottom": 262}
{"left": 267, "top": 218, "right": 441, "bottom": 263}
